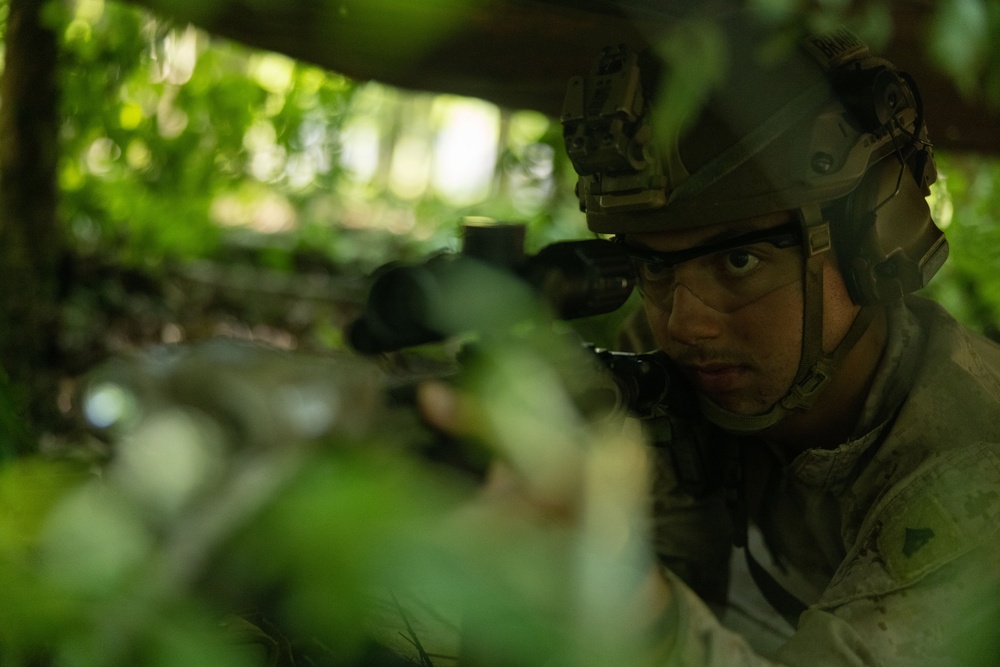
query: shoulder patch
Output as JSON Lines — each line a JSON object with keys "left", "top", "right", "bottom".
{"left": 877, "top": 444, "right": 1000, "bottom": 583}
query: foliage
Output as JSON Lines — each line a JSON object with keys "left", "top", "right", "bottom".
{"left": 3, "top": 0, "right": 1000, "bottom": 664}
{"left": 0, "top": 0, "right": 602, "bottom": 377}
{"left": 922, "top": 153, "right": 1000, "bottom": 339}
{"left": 0, "top": 441, "right": 457, "bottom": 666}
{"left": 929, "top": 0, "right": 1000, "bottom": 105}
{"left": 0, "top": 0, "right": 997, "bottom": 306}
{"left": 49, "top": 1, "right": 360, "bottom": 268}
{"left": 0, "top": 323, "right": 658, "bottom": 667}
{"left": 26, "top": 0, "right": 589, "bottom": 282}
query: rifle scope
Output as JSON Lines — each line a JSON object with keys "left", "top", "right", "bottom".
{"left": 347, "top": 219, "right": 635, "bottom": 354}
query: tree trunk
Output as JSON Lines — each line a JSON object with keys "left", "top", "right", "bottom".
{"left": 0, "top": 0, "right": 63, "bottom": 453}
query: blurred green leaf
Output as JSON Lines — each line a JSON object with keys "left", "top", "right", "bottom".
{"left": 929, "top": 0, "right": 1000, "bottom": 105}
{"left": 649, "top": 19, "right": 728, "bottom": 146}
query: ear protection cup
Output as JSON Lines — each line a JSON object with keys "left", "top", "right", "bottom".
{"left": 829, "top": 154, "right": 948, "bottom": 306}
{"left": 824, "top": 61, "right": 948, "bottom": 306}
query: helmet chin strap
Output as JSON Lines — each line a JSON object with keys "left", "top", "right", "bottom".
{"left": 696, "top": 205, "right": 877, "bottom": 434}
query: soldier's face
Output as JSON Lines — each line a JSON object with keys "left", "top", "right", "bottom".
{"left": 626, "top": 211, "right": 859, "bottom": 417}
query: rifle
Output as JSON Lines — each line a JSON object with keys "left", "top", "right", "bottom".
{"left": 344, "top": 218, "right": 719, "bottom": 495}
{"left": 345, "top": 218, "right": 676, "bottom": 417}
{"left": 81, "top": 218, "right": 714, "bottom": 487}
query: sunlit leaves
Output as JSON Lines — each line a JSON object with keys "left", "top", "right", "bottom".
{"left": 51, "top": 2, "right": 359, "bottom": 266}
{"left": 2, "top": 0, "right": 584, "bottom": 277}
{"left": 920, "top": 154, "right": 1000, "bottom": 338}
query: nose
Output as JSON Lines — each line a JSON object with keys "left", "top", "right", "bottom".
{"left": 664, "top": 283, "right": 724, "bottom": 346}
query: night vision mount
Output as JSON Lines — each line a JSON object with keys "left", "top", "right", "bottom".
{"left": 561, "top": 44, "right": 669, "bottom": 214}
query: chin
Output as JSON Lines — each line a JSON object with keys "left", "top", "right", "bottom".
{"left": 708, "top": 393, "right": 776, "bottom": 417}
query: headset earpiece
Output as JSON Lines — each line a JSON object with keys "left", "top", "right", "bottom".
{"left": 823, "top": 56, "right": 947, "bottom": 306}
{"left": 831, "top": 155, "right": 948, "bottom": 306}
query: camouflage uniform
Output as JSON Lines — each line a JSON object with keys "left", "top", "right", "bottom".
{"left": 649, "top": 295, "right": 1000, "bottom": 666}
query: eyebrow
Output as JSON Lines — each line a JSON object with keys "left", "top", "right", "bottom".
{"left": 617, "top": 221, "right": 802, "bottom": 267}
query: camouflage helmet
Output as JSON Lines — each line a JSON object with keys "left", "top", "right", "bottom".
{"left": 561, "top": 18, "right": 947, "bottom": 308}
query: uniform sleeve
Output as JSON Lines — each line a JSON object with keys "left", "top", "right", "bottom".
{"left": 778, "top": 544, "right": 1000, "bottom": 667}
{"left": 775, "top": 442, "right": 1000, "bottom": 667}
{"left": 647, "top": 442, "right": 1000, "bottom": 667}
{"left": 646, "top": 544, "right": 999, "bottom": 667}
{"left": 645, "top": 568, "right": 786, "bottom": 667}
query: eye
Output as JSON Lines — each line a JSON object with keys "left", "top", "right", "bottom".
{"left": 721, "top": 249, "right": 761, "bottom": 276}
{"left": 638, "top": 261, "right": 672, "bottom": 282}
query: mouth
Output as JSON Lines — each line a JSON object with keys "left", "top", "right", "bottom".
{"left": 682, "top": 362, "right": 750, "bottom": 395}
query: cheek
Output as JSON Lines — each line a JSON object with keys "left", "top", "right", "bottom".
{"left": 821, "top": 263, "right": 861, "bottom": 352}
{"left": 730, "top": 283, "right": 806, "bottom": 391}
{"left": 735, "top": 300, "right": 802, "bottom": 362}
{"left": 642, "top": 301, "right": 670, "bottom": 349}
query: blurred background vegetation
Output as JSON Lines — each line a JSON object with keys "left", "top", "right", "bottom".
{"left": 1, "top": 0, "right": 999, "bottom": 664}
